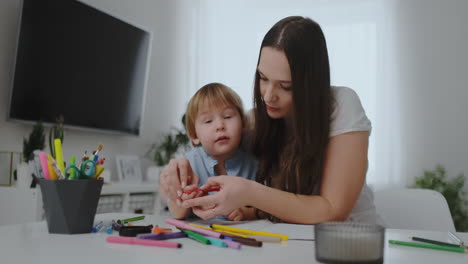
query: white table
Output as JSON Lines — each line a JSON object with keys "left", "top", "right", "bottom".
{"left": 0, "top": 213, "right": 467, "bottom": 264}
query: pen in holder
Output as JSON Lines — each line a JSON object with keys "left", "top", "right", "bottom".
{"left": 38, "top": 178, "right": 103, "bottom": 234}
{"left": 315, "top": 222, "right": 385, "bottom": 264}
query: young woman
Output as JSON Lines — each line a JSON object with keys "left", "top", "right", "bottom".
{"left": 160, "top": 16, "right": 380, "bottom": 225}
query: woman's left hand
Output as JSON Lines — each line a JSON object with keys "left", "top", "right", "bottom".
{"left": 182, "top": 176, "right": 253, "bottom": 220}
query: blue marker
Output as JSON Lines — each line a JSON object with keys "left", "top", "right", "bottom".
{"left": 92, "top": 221, "right": 104, "bottom": 233}
{"left": 106, "top": 224, "right": 113, "bottom": 234}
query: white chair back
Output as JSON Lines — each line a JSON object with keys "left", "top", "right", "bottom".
{"left": 374, "top": 188, "right": 455, "bottom": 232}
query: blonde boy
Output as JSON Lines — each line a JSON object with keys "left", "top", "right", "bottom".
{"left": 167, "top": 83, "right": 257, "bottom": 220}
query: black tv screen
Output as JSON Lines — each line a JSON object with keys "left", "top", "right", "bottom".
{"left": 8, "top": 0, "right": 151, "bottom": 135}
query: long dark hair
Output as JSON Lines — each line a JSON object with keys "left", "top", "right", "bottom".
{"left": 253, "top": 16, "right": 333, "bottom": 221}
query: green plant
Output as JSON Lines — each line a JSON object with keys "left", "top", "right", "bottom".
{"left": 412, "top": 165, "right": 468, "bottom": 231}
{"left": 49, "top": 115, "right": 64, "bottom": 158}
{"left": 146, "top": 115, "right": 190, "bottom": 166}
{"left": 23, "top": 121, "right": 46, "bottom": 162}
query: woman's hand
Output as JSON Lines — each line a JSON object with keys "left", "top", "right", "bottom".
{"left": 159, "top": 157, "right": 199, "bottom": 205}
{"left": 182, "top": 176, "right": 255, "bottom": 220}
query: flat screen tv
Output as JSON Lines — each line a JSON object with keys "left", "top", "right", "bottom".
{"left": 8, "top": 0, "right": 151, "bottom": 136}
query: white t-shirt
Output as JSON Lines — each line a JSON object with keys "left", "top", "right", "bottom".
{"left": 331, "top": 86, "right": 382, "bottom": 225}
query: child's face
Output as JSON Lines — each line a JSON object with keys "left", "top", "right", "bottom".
{"left": 192, "top": 103, "right": 243, "bottom": 161}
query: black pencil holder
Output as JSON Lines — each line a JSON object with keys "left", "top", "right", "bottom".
{"left": 38, "top": 178, "right": 103, "bottom": 234}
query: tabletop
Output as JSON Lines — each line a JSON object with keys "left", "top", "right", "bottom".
{"left": 0, "top": 212, "right": 467, "bottom": 264}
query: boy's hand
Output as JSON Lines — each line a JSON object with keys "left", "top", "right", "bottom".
{"left": 226, "top": 208, "right": 244, "bottom": 221}
{"left": 179, "top": 186, "right": 205, "bottom": 201}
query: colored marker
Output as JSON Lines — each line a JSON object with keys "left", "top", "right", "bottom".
{"left": 46, "top": 155, "right": 59, "bottom": 180}
{"left": 189, "top": 223, "right": 213, "bottom": 231}
{"left": 117, "top": 215, "right": 145, "bottom": 224}
{"left": 54, "top": 138, "right": 65, "bottom": 174}
{"left": 248, "top": 235, "right": 281, "bottom": 243}
{"left": 225, "top": 235, "right": 262, "bottom": 247}
{"left": 211, "top": 224, "right": 288, "bottom": 241}
{"left": 180, "top": 229, "right": 210, "bottom": 245}
{"left": 152, "top": 227, "right": 173, "bottom": 234}
{"left": 69, "top": 156, "right": 76, "bottom": 180}
{"left": 138, "top": 232, "right": 187, "bottom": 240}
{"left": 215, "top": 230, "right": 249, "bottom": 238}
{"left": 186, "top": 225, "right": 242, "bottom": 249}
{"left": 39, "top": 152, "right": 50, "bottom": 179}
{"left": 106, "top": 236, "right": 182, "bottom": 248}
{"left": 92, "top": 221, "right": 104, "bottom": 233}
{"left": 112, "top": 220, "right": 122, "bottom": 231}
{"left": 184, "top": 186, "right": 221, "bottom": 195}
{"left": 119, "top": 225, "right": 153, "bottom": 237}
{"left": 220, "top": 238, "right": 242, "bottom": 250}
{"left": 106, "top": 224, "right": 113, "bottom": 234}
{"left": 95, "top": 165, "right": 104, "bottom": 179}
{"left": 165, "top": 218, "right": 222, "bottom": 239}
{"left": 206, "top": 237, "right": 228, "bottom": 248}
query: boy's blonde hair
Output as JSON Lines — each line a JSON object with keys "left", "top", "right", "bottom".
{"left": 185, "top": 83, "right": 245, "bottom": 145}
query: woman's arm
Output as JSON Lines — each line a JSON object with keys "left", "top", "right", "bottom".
{"left": 184, "top": 131, "right": 369, "bottom": 224}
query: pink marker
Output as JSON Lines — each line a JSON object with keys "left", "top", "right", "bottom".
{"left": 39, "top": 152, "right": 50, "bottom": 179}
{"left": 106, "top": 236, "right": 181, "bottom": 248}
{"left": 165, "top": 218, "right": 222, "bottom": 239}
{"left": 221, "top": 239, "right": 242, "bottom": 250}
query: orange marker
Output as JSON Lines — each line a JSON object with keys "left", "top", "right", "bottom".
{"left": 152, "top": 227, "right": 173, "bottom": 234}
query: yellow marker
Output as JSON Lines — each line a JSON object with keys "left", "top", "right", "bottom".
{"left": 46, "top": 155, "right": 58, "bottom": 180}
{"left": 189, "top": 224, "right": 250, "bottom": 238}
{"left": 95, "top": 165, "right": 104, "bottom": 179}
{"left": 47, "top": 155, "right": 62, "bottom": 180}
{"left": 247, "top": 235, "right": 281, "bottom": 243}
{"left": 189, "top": 223, "right": 213, "bottom": 230}
{"left": 211, "top": 224, "right": 288, "bottom": 241}
{"left": 212, "top": 229, "right": 248, "bottom": 238}
{"left": 54, "top": 139, "right": 65, "bottom": 174}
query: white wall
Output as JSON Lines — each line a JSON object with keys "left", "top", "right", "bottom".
{"left": 1, "top": 0, "right": 468, "bottom": 191}
{"left": 391, "top": 0, "right": 468, "bottom": 187}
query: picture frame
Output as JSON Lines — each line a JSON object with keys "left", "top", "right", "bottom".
{"left": 115, "top": 155, "right": 142, "bottom": 183}
{"left": 0, "top": 151, "right": 22, "bottom": 186}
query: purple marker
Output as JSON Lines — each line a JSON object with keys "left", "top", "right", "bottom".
{"left": 112, "top": 220, "right": 122, "bottom": 231}
{"left": 137, "top": 232, "right": 187, "bottom": 240}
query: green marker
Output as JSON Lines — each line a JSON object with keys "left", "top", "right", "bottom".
{"left": 389, "top": 240, "right": 468, "bottom": 254}
{"left": 206, "top": 237, "right": 228, "bottom": 248}
{"left": 181, "top": 229, "right": 211, "bottom": 245}
{"left": 117, "top": 215, "right": 145, "bottom": 224}
{"left": 70, "top": 157, "right": 76, "bottom": 180}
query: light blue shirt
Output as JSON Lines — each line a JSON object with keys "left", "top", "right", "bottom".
{"left": 184, "top": 146, "right": 258, "bottom": 220}
{"left": 185, "top": 146, "right": 258, "bottom": 186}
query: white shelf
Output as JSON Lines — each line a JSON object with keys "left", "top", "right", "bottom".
{"left": 98, "top": 181, "right": 162, "bottom": 214}
{"left": 101, "top": 181, "right": 157, "bottom": 195}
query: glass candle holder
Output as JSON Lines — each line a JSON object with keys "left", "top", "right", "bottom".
{"left": 315, "top": 222, "right": 385, "bottom": 264}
